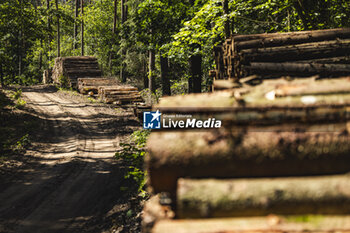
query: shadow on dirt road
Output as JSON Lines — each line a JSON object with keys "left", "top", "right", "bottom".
{"left": 0, "top": 85, "right": 142, "bottom": 233}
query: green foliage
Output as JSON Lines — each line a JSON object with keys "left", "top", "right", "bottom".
{"left": 0, "top": 0, "right": 46, "bottom": 85}
{"left": 15, "top": 98, "right": 26, "bottom": 109}
{"left": 171, "top": 78, "right": 188, "bottom": 95}
{"left": 164, "top": 0, "right": 350, "bottom": 93}
{"left": 58, "top": 74, "right": 70, "bottom": 88}
{"left": 131, "top": 129, "right": 151, "bottom": 147}
{"left": 140, "top": 88, "right": 161, "bottom": 105}
{"left": 84, "top": 1, "right": 117, "bottom": 74}
{"left": 9, "top": 89, "right": 26, "bottom": 109}
{"left": 115, "top": 129, "right": 150, "bottom": 195}
{"left": 10, "top": 89, "right": 22, "bottom": 100}
{"left": 1, "top": 0, "right": 349, "bottom": 93}
{"left": 12, "top": 134, "right": 30, "bottom": 153}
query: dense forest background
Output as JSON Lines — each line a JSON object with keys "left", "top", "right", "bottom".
{"left": 0, "top": 0, "right": 349, "bottom": 95}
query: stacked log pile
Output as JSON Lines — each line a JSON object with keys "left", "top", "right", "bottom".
{"left": 211, "top": 28, "right": 350, "bottom": 80}
{"left": 98, "top": 85, "right": 143, "bottom": 104}
{"left": 143, "top": 76, "right": 350, "bottom": 233}
{"left": 52, "top": 56, "right": 102, "bottom": 88}
{"left": 77, "top": 77, "right": 118, "bottom": 94}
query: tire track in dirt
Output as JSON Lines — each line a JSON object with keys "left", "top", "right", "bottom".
{"left": 0, "top": 86, "right": 140, "bottom": 233}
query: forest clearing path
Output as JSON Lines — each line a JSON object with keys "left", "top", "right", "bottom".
{"left": 0, "top": 85, "right": 140, "bottom": 233}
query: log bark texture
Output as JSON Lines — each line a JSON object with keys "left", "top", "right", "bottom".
{"left": 98, "top": 85, "right": 142, "bottom": 104}
{"left": 152, "top": 216, "right": 350, "bottom": 233}
{"left": 234, "top": 28, "right": 350, "bottom": 51}
{"left": 213, "top": 28, "right": 350, "bottom": 81}
{"left": 239, "top": 39, "right": 350, "bottom": 64}
{"left": 147, "top": 78, "right": 350, "bottom": 194}
{"left": 232, "top": 28, "right": 350, "bottom": 43}
{"left": 244, "top": 62, "right": 350, "bottom": 77}
{"left": 177, "top": 176, "right": 350, "bottom": 218}
{"left": 147, "top": 129, "right": 350, "bottom": 195}
{"left": 51, "top": 56, "right": 102, "bottom": 88}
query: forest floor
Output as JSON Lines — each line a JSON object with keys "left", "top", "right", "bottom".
{"left": 0, "top": 85, "right": 143, "bottom": 233}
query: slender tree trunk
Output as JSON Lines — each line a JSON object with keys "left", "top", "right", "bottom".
{"left": 81, "top": 0, "right": 84, "bottom": 56}
{"left": 160, "top": 54, "right": 170, "bottom": 96}
{"left": 189, "top": 53, "right": 202, "bottom": 93}
{"left": 120, "top": 0, "right": 127, "bottom": 82}
{"left": 108, "top": 0, "right": 117, "bottom": 71}
{"left": 188, "top": 76, "right": 193, "bottom": 93}
{"left": 113, "top": 0, "right": 117, "bottom": 33}
{"left": 148, "top": 49, "right": 155, "bottom": 93}
{"left": 74, "top": 0, "right": 79, "bottom": 49}
{"left": 47, "top": 0, "right": 51, "bottom": 62}
{"left": 0, "top": 63, "right": 4, "bottom": 87}
{"left": 18, "top": 0, "right": 23, "bottom": 76}
{"left": 55, "top": 0, "right": 60, "bottom": 57}
{"left": 18, "top": 33, "right": 22, "bottom": 76}
{"left": 223, "top": 0, "right": 230, "bottom": 38}
{"left": 39, "top": 39, "right": 43, "bottom": 71}
{"left": 143, "top": 58, "right": 148, "bottom": 89}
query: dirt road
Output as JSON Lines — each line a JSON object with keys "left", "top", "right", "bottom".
{"left": 0, "top": 86, "right": 141, "bottom": 233}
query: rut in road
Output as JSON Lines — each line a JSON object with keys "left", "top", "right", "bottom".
{"left": 0, "top": 86, "right": 141, "bottom": 233}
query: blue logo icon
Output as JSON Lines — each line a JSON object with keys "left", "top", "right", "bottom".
{"left": 143, "top": 110, "right": 161, "bottom": 129}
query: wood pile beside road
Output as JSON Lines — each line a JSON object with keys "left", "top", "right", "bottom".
{"left": 77, "top": 77, "right": 118, "bottom": 94}
{"left": 76, "top": 77, "right": 143, "bottom": 105}
{"left": 211, "top": 28, "right": 350, "bottom": 80}
{"left": 98, "top": 85, "right": 143, "bottom": 104}
{"left": 52, "top": 56, "right": 102, "bottom": 88}
{"left": 143, "top": 76, "right": 350, "bottom": 233}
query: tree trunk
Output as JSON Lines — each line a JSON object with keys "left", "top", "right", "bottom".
{"left": 74, "top": 0, "right": 79, "bottom": 49}
{"left": 120, "top": 57, "right": 126, "bottom": 83}
{"left": 188, "top": 76, "right": 193, "bottom": 93}
{"left": 120, "top": 0, "right": 127, "bottom": 83}
{"left": 55, "top": 0, "right": 60, "bottom": 57}
{"left": 80, "top": 0, "right": 84, "bottom": 56}
{"left": 189, "top": 54, "right": 202, "bottom": 93}
{"left": 160, "top": 54, "right": 171, "bottom": 96}
{"left": 0, "top": 63, "right": 4, "bottom": 87}
{"left": 113, "top": 0, "right": 117, "bottom": 34}
{"left": 47, "top": 0, "right": 51, "bottom": 62}
{"left": 177, "top": 176, "right": 350, "bottom": 218}
{"left": 223, "top": 0, "right": 230, "bottom": 38}
{"left": 18, "top": 0, "right": 23, "bottom": 76}
{"left": 121, "top": 0, "right": 125, "bottom": 22}
{"left": 39, "top": 39, "right": 43, "bottom": 71}
{"left": 18, "top": 33, "right": 22, "bottom": 77}
{"left": 148, "top": 49, "right": 155, "bottom": 93}
{"left": 143, "top": 58, "right": 148, "bottom": 89}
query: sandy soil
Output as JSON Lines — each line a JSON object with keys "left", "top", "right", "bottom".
{"left": 0, "top": 85, "right": 142, "bottom": 233}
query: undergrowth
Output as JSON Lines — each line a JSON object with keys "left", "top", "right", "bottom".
{"left": 115, "top": 129, "right": 151, "bottom": 197}
{"left": 0, "top": 89, "right": 35, "bottom": 159}
{"left": 10, "top": 88, "right": 26, "bottom": 109}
